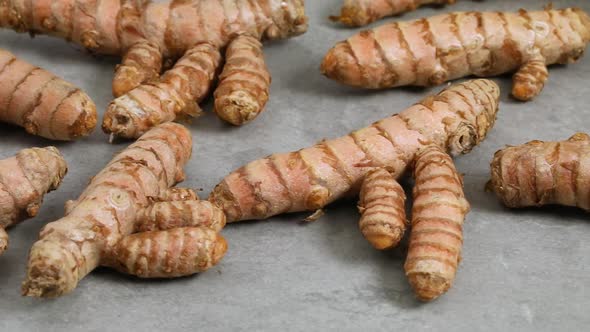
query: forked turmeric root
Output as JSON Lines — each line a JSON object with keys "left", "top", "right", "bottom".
{"left": 0, "top": 49, "right": 96, "bottom": 140}
{"left": 22, "top": 123, "right": 226, "bottom": 298}
{"left": 0, "top": 0, "right": 308, "bottom": 139}
{"left": 330, "top": 0, "right": 456, "bottom": 27}
{"left": 210, "top": 79, "right": 499, "bottom": 222}
{"left": 322, "top": 8, "right": 590, "bottom": 101}
{"left": 488, "top": 133, "right": 590, "bottom": 211}
{"left": 0, "top": 147, "right": 67, "bottom": 256}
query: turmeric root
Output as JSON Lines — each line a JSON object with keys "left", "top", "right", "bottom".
{"left": 214, "top": 35, "right": 271, "bottom": 126}
{"left": 104, "top": 43, "right": 222, "bottom": 139}
{"left": 210, "top": 79, "right": 499, "bottom": 222}
{"left": 0, "top": 147, "right": 67, "bottom": 255}
{"left": 405, "top": 145, "right": 469, "bottom": 301}
{"left": 321, "top": 8, "right": 590, "bottom": 101}
{"left": 0, "top": 49, "right": 96, "bottom": 140}
{"left": 112, "top": 40, "right": 163, "bottom": 98}
{"left": 330, "top": 0, "right": 456, "bottom": 27}
{"left": 22, "top": 123, "right": 227, "bottom": 298}
{"left": 358, "top": 168, "right": 407, "bottom": 250}
{"left": 488, "top": 133, "right": 590, "bottom": 211}
{"left": 0, "top": 0, "right": 308, "bottom": 139}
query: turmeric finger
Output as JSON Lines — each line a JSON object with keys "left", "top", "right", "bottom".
{"left": 0, "top": 49, "right": 97, "bottom": 140}
{"left": 214, "top": 35, "right": 271, "bottom": 126}
{"left": 330, "top": 0, "right": 455, "bottom": 27}
{"left": 358, "top": 168, "right": 407, "bottom": 250}
{"left": 136, "top": 200, "right": 226, "bottom": 233}
{"left": 0, "top": 147, "right": 67, "bottom": 227}
{"left": 0, "top": 146, "right": 67, "bottom": 256}
{"left": 210, "top": 79, "right": 499, "bottom": 222}
{"left": 112, "top": 40, "right": 163, "bottom": 97}
{"left": 106, "top": 227, "right": 227, "bottom": 278}
{"left": 405, "top": 145, "right": 469, "bottom": 301}
{"left": 512, "top": 55, "right": 549, "bottom": 101}
{"left": 22, "top": 123, "right": 193, "bottom": 298}
{"left": 321, "top": 8, "right": 590, "bottom": 100}
{"left": 103, "top": 43, "right": 222, "bottom": 139}
{"left": 488, "top": 133, "right": 590, "bottom": 211}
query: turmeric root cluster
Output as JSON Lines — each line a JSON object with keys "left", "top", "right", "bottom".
{"left": 322, "top": 7, "right": 590, "bottom": 101}
{"left": 331, "top": 0, "right": 456, "bottom": 27}
{"left": 22, "top": 123, "right": 227, "bottom": 298}
{"left": 0, "top": 49, "right": 96, "bottom": 140}
{"left": 211, "top": 79, "right": 499, "bottom": 300}
{"left": 489, "top": 133, "right": 590, "bottom": 212}
{"left": 0, "top": 0, "right": 308, "bottom": 139}
{"left": 0, "top": 147, "right": 67, "bottom": 256}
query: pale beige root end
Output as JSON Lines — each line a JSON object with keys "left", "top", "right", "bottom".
{"left": 113, "top": 40, "right": 163, "bottom": 97}
{"left": 0, "top": 227, "right": 7, "bottom": 255}
{"left": 405, "top": 145, "right": 469, "bottom": 301}
{"left": 214, "top": 35, "right": 271, "bottom": 126}
{"left": 107, "top": 227, "right": 227, "bottom": 278}
{"left": 136, "top": 200, "right": 226, "bottom": 233}
{"left": 488, "top": 133, "right": 590, "bottom": 210}
{"left": 512, "top": 59, "right": 549, "bottom": 101}
{"left": 22, "top": 236, "right": 84, "bottom": 298}
{"left": 358, "top": 168, "right": 407, "bottom": 250}
{"left": 150, "top": 187, "right": 199, "bottom": 202}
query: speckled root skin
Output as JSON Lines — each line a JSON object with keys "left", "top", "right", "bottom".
{"left": 210, "top": 79, "right": 499, "bottom": 222}
{"left": 321, "top": 8, "right": 590, "bottom": 101}
{"left": 136, "top": 200, "right": 226, "bottom": 233}
{"left": 150, "top": 187, "right": 199, "bottom": 202}
{"left": 214, "top": 35, "right": 271, "bottom": 126}
{"left": 488, "top": 133, "right": 590, "bottom": 211}
{"left": 22, "top": 123, "right": 226, "bottom": 298}
{"left": 405, "top": 145, "right": 469, "bottom": 301}
{"left": 0, "top": 147, "right": 67, "bottom": 255}
{"left": 103, "top": 43, "right": 222, "bottom": 139}
{"left": 330, "top": 0, "right": 455, "bottom": 27}
{"left": 0, "top": 49, "right": 96, "bottom": 140}
{"left": 358, "top": 168, "right": 407, "bottom": 250}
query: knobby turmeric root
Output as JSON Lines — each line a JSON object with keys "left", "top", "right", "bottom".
{"left": 22, "top": 123, "right": 227, "bottom": 298}
{"left": 405, "top": 145, "right": 469, "bottom": 301}
{"left": 488, "top": 133, "right": 590, "bottom": 211}
{"left": 103, "top": 43, "right": 222, "bottom": 139}
{"left": 0, "top": 147, "right": 67, "bottom": 256}
{"left": 0, "top": 0, "right": 308, "bottom": 139}
{"left": 321, "top": 8, "right": 590, "bottom": 101}
{"left": 214, "top": 35, "right": 271, "bottom": 126}
{"left": 358, "top": 168, "right": 407, "bottom": 250}
{"left": 210, "top": 79, "right": 499, "bottom": 222}
{"left": 0, "top": 49, "right": 96, "bottom": 140}
{"left": 330, "top": 0, "right": 456, "bottom": 27}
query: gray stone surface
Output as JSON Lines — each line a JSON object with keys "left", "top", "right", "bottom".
{"left": 1, "top": 0, "right": 589, "bottom": 331}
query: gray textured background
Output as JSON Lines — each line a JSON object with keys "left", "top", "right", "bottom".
{"left": 1, "top": 0, "right": 589, "bottom": 331}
